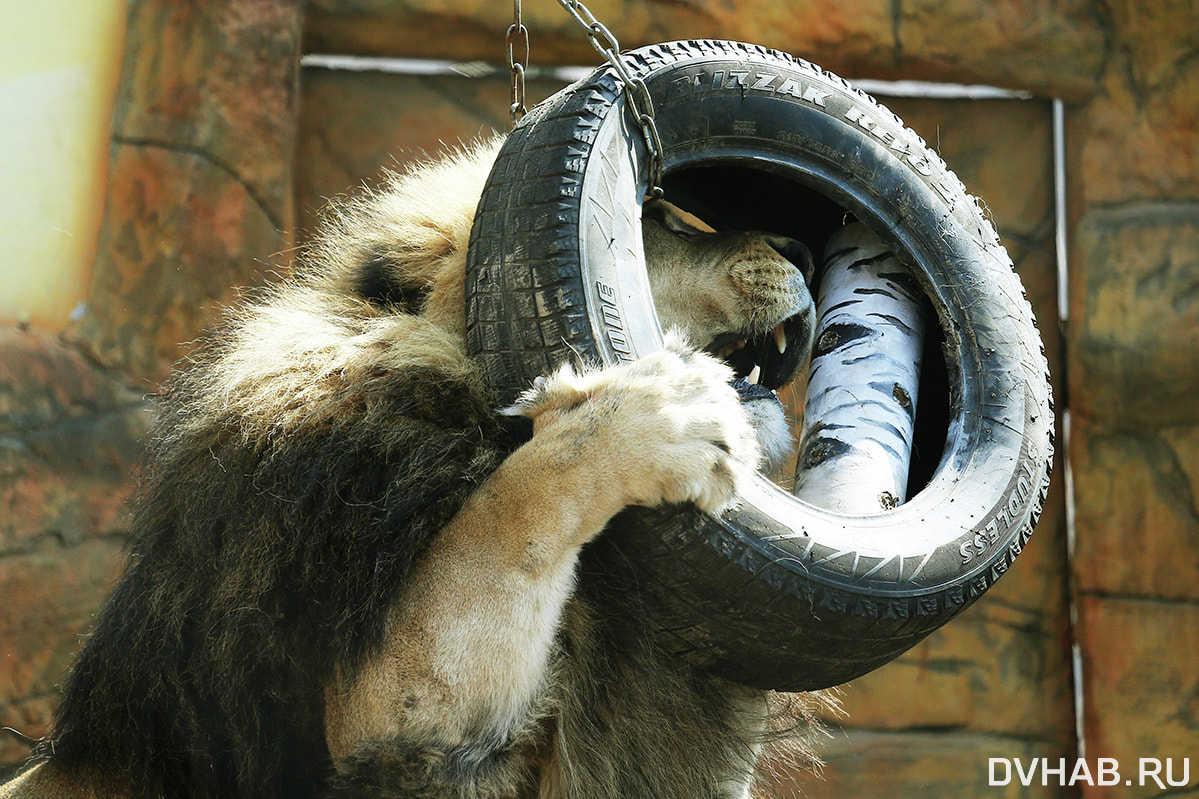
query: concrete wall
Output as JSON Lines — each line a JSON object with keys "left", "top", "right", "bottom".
{"left": 2, "top": 1, "right": 1196, "bottom": 795}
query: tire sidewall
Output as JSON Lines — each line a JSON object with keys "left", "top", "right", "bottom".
{"left": 471, "top": 40, "right": 1054, "bottom": 690}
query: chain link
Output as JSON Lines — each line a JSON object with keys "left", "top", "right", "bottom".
{"left": 556, "top": 0, "right": 664, "bottom": 198}
{"left": 506, "top": 0, "right": 529, "bottom": 124}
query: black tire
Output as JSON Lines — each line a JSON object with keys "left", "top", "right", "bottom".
{"left": 466, "top": 40, "right": 1053, "bottom": 692}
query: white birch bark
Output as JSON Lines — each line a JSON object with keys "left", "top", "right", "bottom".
{"left": 793, "top": 222, "right": 926, "bottom": 513}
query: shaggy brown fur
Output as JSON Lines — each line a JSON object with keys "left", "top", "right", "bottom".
{"left": 0, "top": 137, "right": 830, "bottom": 799}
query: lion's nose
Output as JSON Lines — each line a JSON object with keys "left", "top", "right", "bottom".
{"left": 763, "top": 234, "right": 815, "bottom": 285}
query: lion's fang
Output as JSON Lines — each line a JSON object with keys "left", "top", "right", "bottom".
{"left": 773, "top": 323, "right": 787, "bottom": 354}
{"left": 748, "top": 364, "right": 762, "bottom": 385}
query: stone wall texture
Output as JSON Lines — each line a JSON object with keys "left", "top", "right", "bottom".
{"left": 1, "top": 0, "right": 305, "bottom": 771}
{"left": 3, "top": 0, "right": 1198, "bottom": 795}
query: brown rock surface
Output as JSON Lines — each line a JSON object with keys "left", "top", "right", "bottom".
{"left": 0, "top": 331, "right": 146, "bottom": 764}
{"left": 1063, "top": 8, "right": 1199, "bottom": 798}
{"left": 66, "top": 0, "right": 305, "bottom": 387}
{"left": 1069, "top": 206, "right": 1199, "bottom": 429}
{"left": 295, "top": 67, "right": 569, "bottom": 237}
{"left": 1076, "top": 596, "right": 1199, "bottom": 798}
{"left": 1071, "top": 420, "right": 1199, "bottom": 600}
{"left": 305, "top": 0, "right": 1104, "bottom": 98}
{"left": 1076, "top": 67, "right": 1199, "bottom": 207}
{"left": 1079, "top": 0, "right": 1199, "bottom": 204}
{"left": 304, "top": 0, "right": 894, "bottom": 79}
{"left": 0, "top": 541, "right": 126, "bottom": 766}
{"left": 0, "top": 331, "right": 148, "bottom": 554}
{"left": 5, "top": 2, "right": 1198, "bottom": 794}
{"left": 895, "top": 0, "right": 1105, "bottom": 98}
{"left": 788, "top": 730, "right": 1074, "bottom": 798}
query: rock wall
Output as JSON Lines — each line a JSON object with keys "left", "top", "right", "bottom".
{"left": 1065, "top": 2, "right": 1199, "bottom": 791}
{"left": 3, "top": 1, "right": 1196, "bottom": 795}
{"left": 0, "top": 0, "right": 304, "bottom": 772}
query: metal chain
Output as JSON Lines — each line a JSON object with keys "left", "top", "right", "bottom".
{"left": 507, "top": 0, "right": 529, "bottom": 124}
{"left": 556, "top": 0, "right": 665, "bottom": 198}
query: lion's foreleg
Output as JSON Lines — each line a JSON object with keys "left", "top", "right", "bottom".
{"left": 324, "top": 344, "right": 760, "bottom": 795}
{"left": 324, "top": 439, "right": 629, "bottom": 766}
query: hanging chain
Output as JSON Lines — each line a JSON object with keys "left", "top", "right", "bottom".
{"left": 507, "top": 0, "right": 529, "bottom": 124}
{"left": 504, "top": 1, "right": 665, "bottom": 195}
{"left": 556, "top": 0, "right": 665, "bottom": 198}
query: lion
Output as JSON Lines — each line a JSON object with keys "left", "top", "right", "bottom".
{"left": 0, "top": 135, "right": 828, "bottom": 799}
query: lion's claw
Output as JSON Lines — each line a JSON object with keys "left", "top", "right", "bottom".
{"left": 507, "top": 334, "right": 759, "bottom": 514}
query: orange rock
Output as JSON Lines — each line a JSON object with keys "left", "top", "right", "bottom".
{"left": 1076, "top": 596, "right": 1199, "bottom": 798}
{"left": 305, "top": 0, "right": 1104, "bottom": 97}
{"left": 0, "top": 331, "right": 147, "bottom": 552}
{"left": 0, "top": 541, "right": 127, "bottom": 765}
{"left": 294, "top": 68, "right": 569, "bottom": 236}
{"left": 1077, "top": 66, "right": 1199, "bottom": 206}
{"left": 1069, "top": 208, "right": 1199, "bottom": 429}
{"left": 66, "top": 0, "right": 304, "bottom": 386}
{"left": 67, "top": 144, "right": 286, "bottom": 385}
{"left": 780, "top": 729, "right": 1075, "bottom": 798}
{"left": 1071, "top": 421, "right": 1199, "bottom": 600}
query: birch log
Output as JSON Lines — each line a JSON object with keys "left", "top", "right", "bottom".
{"left": 794, "top": 222, "right": 926, "bottom": 513}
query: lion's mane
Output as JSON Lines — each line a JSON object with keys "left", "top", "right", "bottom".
{"left": 33, "top": 139, "right": 828, "bottom": 799}
{"left": 48, "top": 142, "right": 513, "bottom": 798}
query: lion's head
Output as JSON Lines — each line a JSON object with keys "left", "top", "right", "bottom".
{"left": 306, "top": 139, "right": 816, "bottom": 470}
{"left": 642, "top": 199, "right": 816, "bottom": 469}
{"left": 642, "top": 198, "right": 816, "bottom": 391}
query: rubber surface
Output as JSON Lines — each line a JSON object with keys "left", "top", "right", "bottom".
{"left": 466, "top": 40, "right": 1054, "bottom": 691}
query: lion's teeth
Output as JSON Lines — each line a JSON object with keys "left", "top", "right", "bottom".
{"left": 773, "top": 323, "right": 787, "bottom": 355}
{"left": 747, "top": 364, "right": 762, "bottom": 385}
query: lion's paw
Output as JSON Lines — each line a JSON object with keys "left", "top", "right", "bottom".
{"left": 507, "top": 335, "right": 760, "bottom": 514}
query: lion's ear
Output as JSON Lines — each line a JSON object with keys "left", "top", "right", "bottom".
{"left": 643, "top": 199, "right": 717, "bottom": 236}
